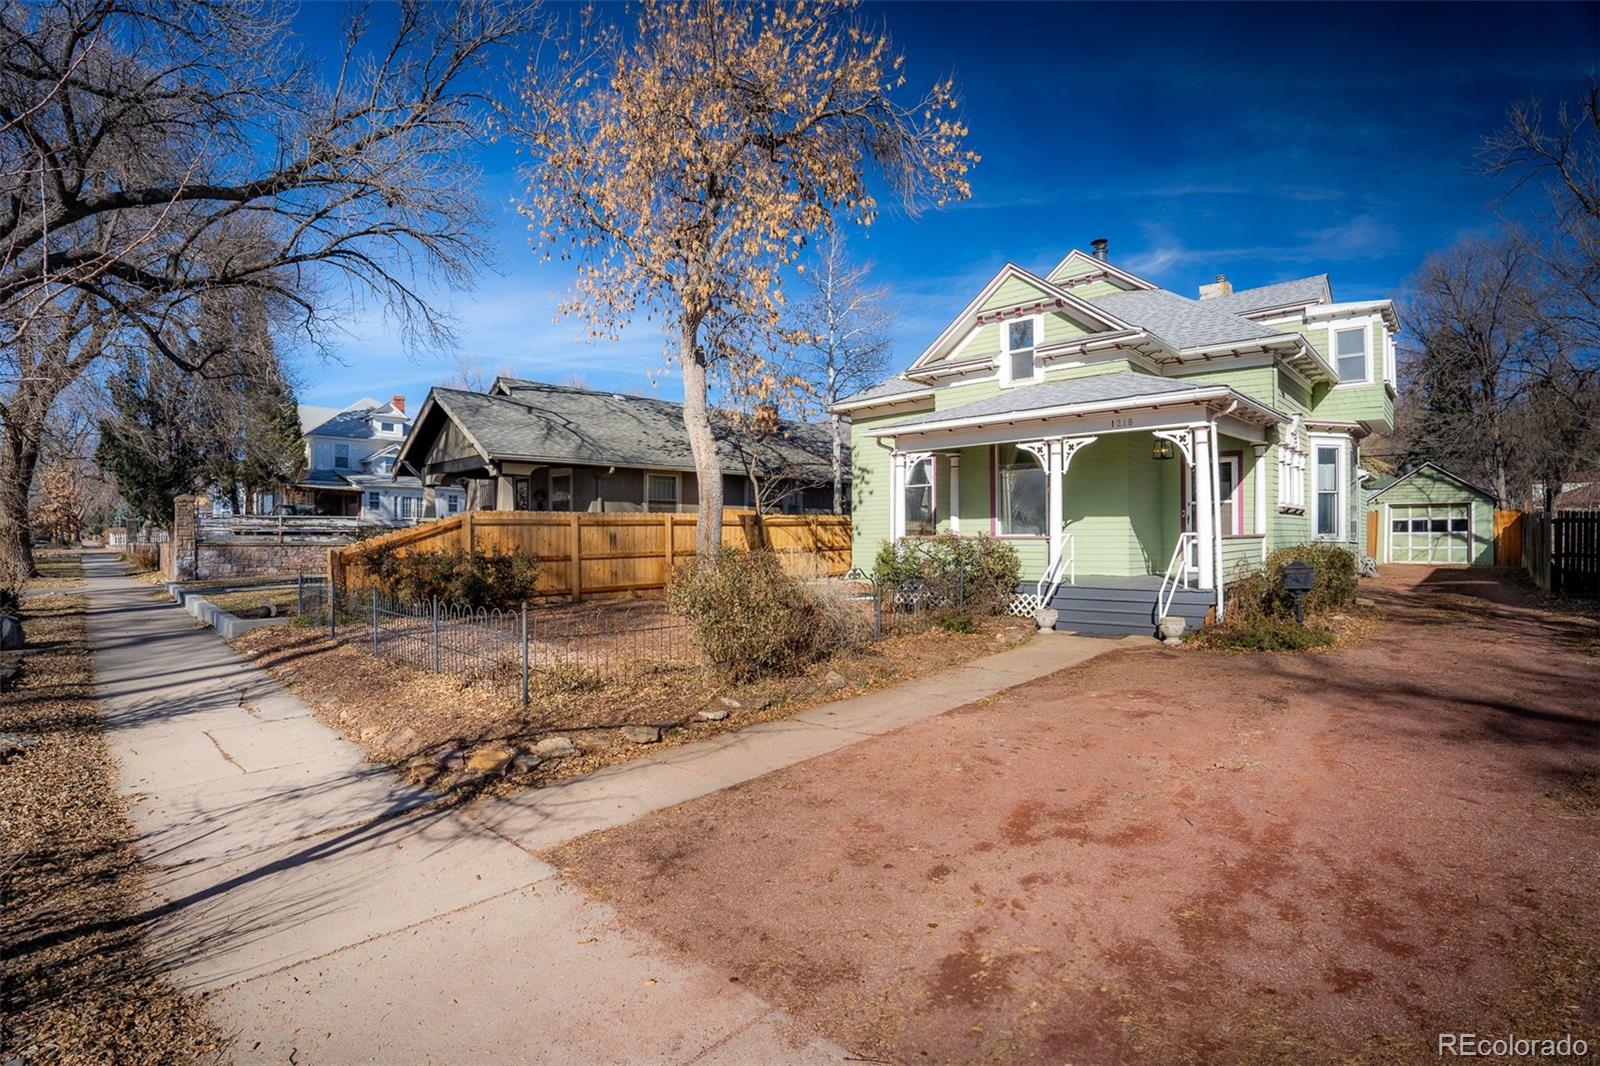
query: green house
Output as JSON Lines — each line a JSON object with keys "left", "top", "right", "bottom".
{"left": 1365, "top": 462, "right": 1497, "bottom": 566}
{"left": 831, "top": 244, "right": 1398, "bottom": 635}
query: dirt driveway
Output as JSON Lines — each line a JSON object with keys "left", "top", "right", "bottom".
{"left": 553, "top": 567, "right": 1600, "bottom": 1063}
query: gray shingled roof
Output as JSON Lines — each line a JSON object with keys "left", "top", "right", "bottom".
{"left": 836, "top": 375, "right": 931, "bottom": 406}
{"left": 306, "top": 401, "right": 409, "bottom": 440}
{"left": 422, "top": 381, "right": 841, "bottom": 476}
{"left": 880, "top": 372, "right": 1243, "bottom": 431}
{"left": 1080, "top": 288, "right": 1285, "bottom": 351}
{"left": 1201, "top": 275, "right": 1330, "bottom": 315}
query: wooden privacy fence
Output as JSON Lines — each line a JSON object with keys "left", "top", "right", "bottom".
{"left": 1552, "top": 508, "right": 1600, "bottom": 598}
{"left": 329, "top": 509, "right": 853, "bottom": 600}
{"left": 1493, "top": 509, "right": 1523, "bottom": 568}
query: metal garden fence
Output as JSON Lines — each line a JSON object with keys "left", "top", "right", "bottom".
{"left": 297, "top": 572, "right": 701, "bottom": 705}
{"left": 840, "top": 567, "right": 969, "bottom": 639}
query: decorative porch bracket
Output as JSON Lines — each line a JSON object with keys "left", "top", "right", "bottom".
{"left": 1152, "top": 428, "right": 1194, "bottom": 467}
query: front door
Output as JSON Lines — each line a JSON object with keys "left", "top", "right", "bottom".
{"left": 1181, "top": 455, "right": 1241, "bottom": 566}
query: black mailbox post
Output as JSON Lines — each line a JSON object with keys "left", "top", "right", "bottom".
{"left": 1281, "top": 558, "right": 1315, "bottom": 625}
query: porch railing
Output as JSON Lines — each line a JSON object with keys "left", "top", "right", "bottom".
{"left": 1157, "top": 531, "right": 1197, "bottom": 622}
{"left": 1035, "top": 532, "right": 1076, "bottom": 607}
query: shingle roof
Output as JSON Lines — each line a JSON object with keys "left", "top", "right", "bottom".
{"left": 423, "top": 381, "right": 840, "bottom": 477}
{"left": 306, "top": 401, "right": 410, "bottom": 440}
{"left": 836, "top": 375, "right": 932, "bottom": 406}
{"left": 1201, "top": 275, "right": 1330, "bottom": 316}
{"left": 879, "top": 372, "right": 1256, "bottom": 431}
{"left": 1080, "top": 288, "right": 1285, "bottom": 351}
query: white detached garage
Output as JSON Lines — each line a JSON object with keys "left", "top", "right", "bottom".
{"left": 1366, "top": 462, "right": 1497, "bottom": 566}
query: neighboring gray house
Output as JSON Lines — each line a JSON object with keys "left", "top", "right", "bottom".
{"left": 289, "top": 395, "right": 464, "bottom": 522}
{"left": 395, "top": 378, "right": 844, "bottom": 516}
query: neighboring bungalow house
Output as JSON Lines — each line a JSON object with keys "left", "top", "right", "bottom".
{"left": 832, "top": 240, "right": 1399, "bottom": 635}
{"left": 288, "top": 396, "right": 464, "bottom": 522}
{"left": 1365, "top": 462, "right": 1497, "bottom": 565}
{"left": 395, "top": 378, "right": 841, "bottom": 517}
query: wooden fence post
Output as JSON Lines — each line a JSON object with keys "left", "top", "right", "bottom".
{"left": 663, "top": 513, "right": 675, "bottom": 574}
{"left": 568, "top": 512, "right": 582, "bottom": 602}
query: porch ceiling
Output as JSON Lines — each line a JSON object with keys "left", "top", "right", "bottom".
{"left": 864, "top": 372, "right": 1284, "bottom": 439}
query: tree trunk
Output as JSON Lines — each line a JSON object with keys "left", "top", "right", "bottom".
{"left": 0, "top": 420, "right": 43, "bottom": 579}
{"left": 679, "top": 318, "right": 723, "bottom": 564}
{"left": 830, "top": 413, "right": 843, "bottom": 515}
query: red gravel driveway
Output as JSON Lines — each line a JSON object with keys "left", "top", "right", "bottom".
{"left": 553, "top": 567, "right": 1600, "bottom": 1063}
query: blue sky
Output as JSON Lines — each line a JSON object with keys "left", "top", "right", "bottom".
{"left": 291, "top": 1, "right": 1599, "bottom": 412}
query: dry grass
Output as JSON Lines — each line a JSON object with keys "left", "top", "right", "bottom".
{"left": 1, "top": 560, "right": 224, "bottom": 1064}
{"left": 232, "top": 606, "right": 1037, "bottom": 795}
{"left": 208, "top": 585, "right": 299, "bottom": 618}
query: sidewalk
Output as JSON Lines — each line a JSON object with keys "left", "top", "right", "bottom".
{"left": 83, "top": 553, "right": 843, "bottom": 1064}
{"left": 470, "top": 632, "right": 1127, "bottom": 851}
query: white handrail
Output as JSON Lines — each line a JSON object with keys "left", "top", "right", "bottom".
{"left": 1034, "top": 531, "right": 1076, "bottom": 607}
{"left": 1157, "top": 531, "right": 1197, "bottom": 621}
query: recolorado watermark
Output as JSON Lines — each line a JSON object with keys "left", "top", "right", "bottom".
{"left": 1439, "top": 1033, "right": 1590, "bottom": 1058}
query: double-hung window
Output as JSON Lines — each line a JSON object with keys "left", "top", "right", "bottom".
{"left": 366, "top": 491, "right": 381, "bottom": 511}
{"left": 1314, "top": 445, "right": 1341, "bottom": 537}
{"left": 333, "top": 443, "right": 350, "bottom": 469}
{"left": 646, "top": 473, "right": 679, "bottom": 513}
{"left": 446, "top": 494, "right": 460, "bottom": 514}
{"left": 902, "top": 456, "right": 936, "bottom": 536}
{"left": 1334, "top": 326, "right": 1368, "bottom": 383}
{"left": 1002, "top": 317, "right": 1039, "bottom": 384}
{"left": 994, "top": 443, "right": 1046, "bottom": 536}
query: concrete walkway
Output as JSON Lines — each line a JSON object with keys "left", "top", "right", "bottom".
{"left": 83, "top": 553, "right": 843, "bottom": 1064}
{"left": 85, "top": 552, "right": 1124, "bottom": 1063}
{"left": 470, "top": 632, "right": 1126, "bottom": 851}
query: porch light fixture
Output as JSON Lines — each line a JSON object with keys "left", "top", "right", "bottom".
{"left": 1152, "top": 438, "right": 1175, "bottom": 461}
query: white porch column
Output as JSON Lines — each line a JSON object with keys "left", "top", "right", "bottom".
{"left": 1252, "top": 443, "right": 1268, "bottom": 562}
{"left": 1046, "top": 439, "right": 1064, "bottom": 565}
{"left": 947, "top": 454, "right": 960, "bottom": 534}
{"left": 1193, "top": 424, "right": 1216, "bottom": 590}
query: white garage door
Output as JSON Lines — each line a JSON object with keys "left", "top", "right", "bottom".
{"left": 1389, "top": 504, "right": 1470, "bottom": 563}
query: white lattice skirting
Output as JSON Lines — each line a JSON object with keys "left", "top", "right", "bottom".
{"left": 1008, "top": 592, "right": 1045, "bottom": 616}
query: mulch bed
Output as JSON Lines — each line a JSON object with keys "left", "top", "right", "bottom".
{"left": 231, "top": 604, "right": 1037, "bottom": 795}
{"left": 550, "top": 566, "right": 1600, "bottom": 1063}
{"left": 1, "top": 562, "right": 224, "bottom": 1064}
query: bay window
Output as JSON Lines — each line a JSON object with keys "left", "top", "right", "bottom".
{"left": 994, "top": 443, "right": 1046, "bottom": 536}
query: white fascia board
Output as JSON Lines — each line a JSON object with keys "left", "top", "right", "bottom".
{"left": 828, "top": 389, "right": 936, "bottom": 415}
{"left": 906, "top": 263, "right": 1134, "bottom": 373}
{"left": 1043, "top": 249, "right": 1160, "bottom": 291}
{"left": 863, "top": 387, "right": 1283, "bottom": 439}
{"left": 1308, "top": 299, "right": 1400, "bottom": 331}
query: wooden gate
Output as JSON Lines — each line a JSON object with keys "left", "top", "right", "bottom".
{"left": 1553, "top": 509, "right": 1600, "bottom": 598}
{"left": 1493, "top": 509, "right": 1523, "bottom": 567}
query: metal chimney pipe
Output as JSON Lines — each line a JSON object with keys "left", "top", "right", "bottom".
{"left": 1090, "top": 238, "right": 1109, "bottom": 261}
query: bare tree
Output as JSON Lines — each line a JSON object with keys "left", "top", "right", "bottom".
{"left": 719, "top": 404, "right": 832, "bottom": 517}
{"left": 513, "top": 0, "right": 975, "bottom": 562}
{"left": 788, "top": 231, "right": 892, "bottom": 513}
{"left": 448, "top": 354, "right": 516, "bottom": 392}
{"left": 0, "top": 0, "right": 533, "bottom": 573}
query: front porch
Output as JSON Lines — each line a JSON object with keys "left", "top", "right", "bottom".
{"left": 869, "top": 380, "right": 1284, "bottom": 634}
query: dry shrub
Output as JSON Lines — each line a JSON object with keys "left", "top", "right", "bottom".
{"left": 871, "top": 534, "right": 1021, "bottom": 616}
{"left": 668, "top": 549, "right": 867, "bottom": 683}
{"left": 121, "top": 545, "right": 159, "bottom": 573}
{"left": 367, "top": 546, "right": 539, "bottom": 610}
{"left": 1225, "top": 543, "right": 1359, "bottom": 624}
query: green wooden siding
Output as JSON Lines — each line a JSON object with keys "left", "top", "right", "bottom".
{"left": 1368, "top": 469, "right": 1495, "bottom": 566}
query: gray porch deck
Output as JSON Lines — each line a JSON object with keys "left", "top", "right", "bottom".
{"left": 1039, "top": 574, "right": 1213, "bottom": 637}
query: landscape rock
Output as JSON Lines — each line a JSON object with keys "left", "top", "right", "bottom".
{"left": 511, "top": 752, "right": 542, "bottom": 774}
{"left": 621, "top": 725, "right": 662, "bottom": 744}
{"left": 432, "top": 746, "right": 465, "bottom": 770}
{"left": 716, "top": 695, "right": 742, "bottom": 710}
{"left": 377, "top": 725, "right": 420, "bottom": 756}
{"left": 0, "top": 616, "right": 22, "bottom": 652}
{"left": 0, "top": 664, "right": 19, "bottom": 692}
{"left": 465, "top": 742, "right": 517, "bottom": 776}
{"left": 535, "top": 736, "right": 579, "bottom": 759}
{"left": 402, "top": 756, "right": 438, "bottom": 784}
{"left": 821, "top": 670, "right": 849, "bottom": 692}
{"left": 697, "top": 707, "right": 730, "bottom": 722}
{"left": 0, "top": 732, "right": 39, "bottom": 762}
{"left": 1355, "top": 596, "right": 1377, "bottom": 608}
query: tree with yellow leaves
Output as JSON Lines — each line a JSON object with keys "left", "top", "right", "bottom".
{"left": 514, "top": 0, "right": 976, "bottom": 559}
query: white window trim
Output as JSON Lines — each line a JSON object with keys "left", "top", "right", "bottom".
{"left": 1276, "top": 430, "right": 1307, "bottom": 513}
{"left": 1329, "top": 314, "right": 1379, "bottom": 389}
{"left": 1308, "top": 434, "right": 1348, "bottom": 540}
{"left": 645, "top": 470, "right": 681, "bottom": 513}
{"left": 992, "top": 442, "right": 1048, "bottom": 538}
{"left": 998, "top": 314, "right": 1044, "bottom": 388}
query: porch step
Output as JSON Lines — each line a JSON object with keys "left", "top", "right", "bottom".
{"left": 1043, "top": 582, "right": 1212, "bottom": 638}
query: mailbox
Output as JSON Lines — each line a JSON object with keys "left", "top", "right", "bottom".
{"left": 1281, "top": 558, "right": 1315, "bottom": 624}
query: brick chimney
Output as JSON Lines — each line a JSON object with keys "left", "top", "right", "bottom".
{"left": 1198, "top": 274, "right": 1233, "bottom": 300}
{"left": 391, "top": 394, "right": 406, "bottom": 414}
